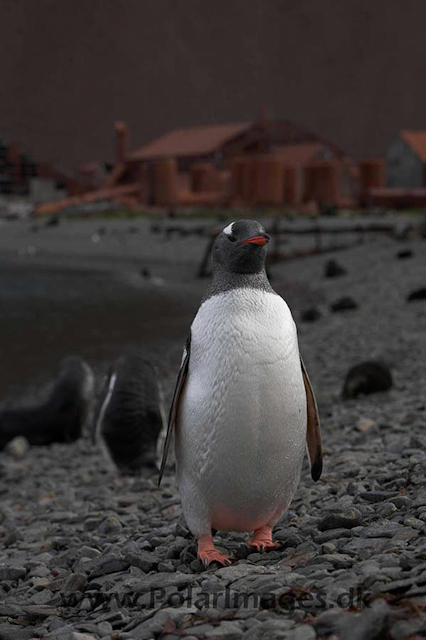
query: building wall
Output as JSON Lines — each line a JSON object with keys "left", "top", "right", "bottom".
{"left": 0, "top": 138, "right": 38, "bottom": 195}
{"left": 29, "top": 178, "right": 67, "bottom": 204}
{"left": 386, "top": 137, "right": 423, "bottom": 188}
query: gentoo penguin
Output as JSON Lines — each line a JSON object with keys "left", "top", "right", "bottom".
{"left": 93, "top": 353, "right": 167, "bottom": 475}
{"left": 0, "top": 356, "right": 94, "bottom": 450}
{"left": 159, "top": 220, "right": 322, "bottom": 567}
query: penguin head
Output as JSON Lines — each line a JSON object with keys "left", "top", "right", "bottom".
{"left": 213, "top": 220, "right": 270, "bottom": 274}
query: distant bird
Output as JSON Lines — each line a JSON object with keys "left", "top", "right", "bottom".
{"left": 159, "top": 220, "right": 322, "bottom": 567}
{"left": 0, "top": 356, "right": 94, "bottom": 450}
{"left": 330, "top": 296, "right": 358, "bottom": 312}
{"left": 324, "top": 259, "right": 347, "bottom": 278}
{"left": 93, "top": 353, "right": 166, "bottom": 475}
{"left": 342, "top": 361, "right": 393, "bottom": 399}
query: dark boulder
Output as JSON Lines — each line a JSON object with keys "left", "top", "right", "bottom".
{"left": 407, "top": 287, "right": 426, "bottom": 302}
{"left": 396, "top": 249, "right": 413, "bottom": 259}
{"left": 330, "top": 296, "right": 358, "bottom": 312}
{"left": 342, "top": 361, "right": 393, "bottom": 399}
{"left": 324, "top": 258, "right": 347, "bottom": 278}
{"left": 300, "top": 307, "right": 322, "bottom": 323}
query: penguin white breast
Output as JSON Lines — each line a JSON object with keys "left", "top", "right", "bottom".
{"left": 176, "top": 288, "right": 307, "bottom": 533}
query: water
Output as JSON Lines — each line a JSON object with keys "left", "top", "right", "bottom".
{"left": 0, "top": 261, "right": 198, "bottom": 400}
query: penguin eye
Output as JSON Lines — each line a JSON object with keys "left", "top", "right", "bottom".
{"left": 228, "top": 235, "right": 237, "bottom": 243}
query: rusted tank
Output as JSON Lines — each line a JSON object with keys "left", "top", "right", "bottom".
{"left": 191, "top": 162, "right": 220, "bottom": 192}
{"left": 359, "top": 159, "right": 386, "bottom": 194}
{"left": 283, "top": 165, "right": 299, "bottom": 205}
{"left": 152, "top": 159, "right": 179, "bottom": 206}
{"left": 251, "top": 156, "right": 284, "bottom": 205}
{"left": 304, "top": 161, "right": 339, "bottom": 203}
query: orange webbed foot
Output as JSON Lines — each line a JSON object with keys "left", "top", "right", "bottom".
{"left": 247, "top": 526, "right": 279, "bottom": 552}
{"left": 197, "top": 535, "right": 232, "bottom": 568}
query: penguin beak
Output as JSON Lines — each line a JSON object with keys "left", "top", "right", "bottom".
{"left": 239, "top": 234, "right": 270, "bottom": 246}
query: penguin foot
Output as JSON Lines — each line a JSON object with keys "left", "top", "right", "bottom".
{"left": 197, "top": 535, "right": 231, "bottom": 568}
{"left": 247, "top": 526, "right": 279, "bottom": 552}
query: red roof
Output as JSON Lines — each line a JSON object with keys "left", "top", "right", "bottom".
{"left": 400, "top": 130, "right": 426, "bottom": 162}
{"left": 127, "top": 122, "right": 253, "bottom": 161}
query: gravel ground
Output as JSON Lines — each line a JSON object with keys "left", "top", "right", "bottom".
{"left": 0, "top": 216, "right": 426, "bottom": 639}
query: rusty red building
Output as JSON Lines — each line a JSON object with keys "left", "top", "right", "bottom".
{"left": 364, "top": 130, "right": 426, "bottom": 209}
{"left": 109, "top": 115, "right": 356, "bottom": 208}
{"left": 37, "top": 112, "right": 388, "bottom": 214}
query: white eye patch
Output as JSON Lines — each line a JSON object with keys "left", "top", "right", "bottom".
{"left": 223, "top": 222, "right": 235, "bottom": 236}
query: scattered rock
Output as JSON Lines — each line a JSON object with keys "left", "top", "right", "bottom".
{"left": 396, "top": 249, "right": 413, "bottom": 259}
{"left": 324, "top": 258, "right": 347, "bottom": 278}
{"left": 357, "top": 419, "right": 375, "bottom": 432}
{"left": 390, "top": 618, "right": 425, "bottom": 639}
{"left": 4, "top": 436, "right": 30, "bottom": 458}
{"left": 97, "top": 516, "right": 123, "bottom": 535}
{"left": 359, "top": 522, "right": 405, "bottom": 537}
{"left": 360, "top": 492, "right": 400, "bottom": 504}
{"left": 317, "top": 511, "right": 362, "bottom": 531}
{"left": 125, "top": 550, "right": 161, "bottom": 572}
{"left": 0, "top": 564, "right": 27, "bottom": 581}
{"left": 330, "top": 296, "right": 358, "bottom": 312}
{"left": 343, "top": 600, "right": 389, "bottom": 640}
{"left": 342, "top": 361, "right": 393, "bottom": 399}
{"left": 133, "top": 571, "right": 198, "bottom": 593}
{"left": 63, "top": 573, "right": 87, "bottom": 594}
{"left": 76, "top": 554, "right": 129, "bottom": 578}
{"left": 407, "top": 287, "right": 426, "bottom": 302}
{"left": 0, "top": 623, "right": 35, "bottom": 640}
{"left": 300, "top": 307, "right": 322, "bottom": 322}
{"left": 315, "top": 528, "right": 352, "bottom": 543}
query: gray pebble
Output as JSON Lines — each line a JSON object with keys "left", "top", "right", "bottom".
{"left": 63, "top": 572, "right": 87, "bottom": 594}
{"left": 317, "top": 512, "right": 362, "bottom": 531}
{"left": 125, "top": 550, "right": 161, "bottom": 572}
{"left": 0, "top": 565, "right": 27, "bottom": 581}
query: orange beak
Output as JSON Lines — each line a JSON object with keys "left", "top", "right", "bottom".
{"left": 239, "top": 235, "right": 269, "bottom": 246}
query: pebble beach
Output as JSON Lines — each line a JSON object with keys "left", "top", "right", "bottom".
{"left": 0, "top": 213, "right": 426, "bottom": 639}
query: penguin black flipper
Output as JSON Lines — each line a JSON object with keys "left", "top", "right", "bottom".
{"left": 158, "top": 333, "right": 191, "bottom": 486}
{"left": 300, "top": 356, "right": 323, "bottom": 482}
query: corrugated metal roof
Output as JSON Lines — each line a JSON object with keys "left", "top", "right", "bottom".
{"left": 400, "top": 130, "right": 426, "bottom": 162}
{"left": 127, "top": 122, "right": 253, "bottom": 160}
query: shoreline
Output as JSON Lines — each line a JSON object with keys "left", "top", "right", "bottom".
{"left": 0, "top": 214, "right": 425, "bottom": 637}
